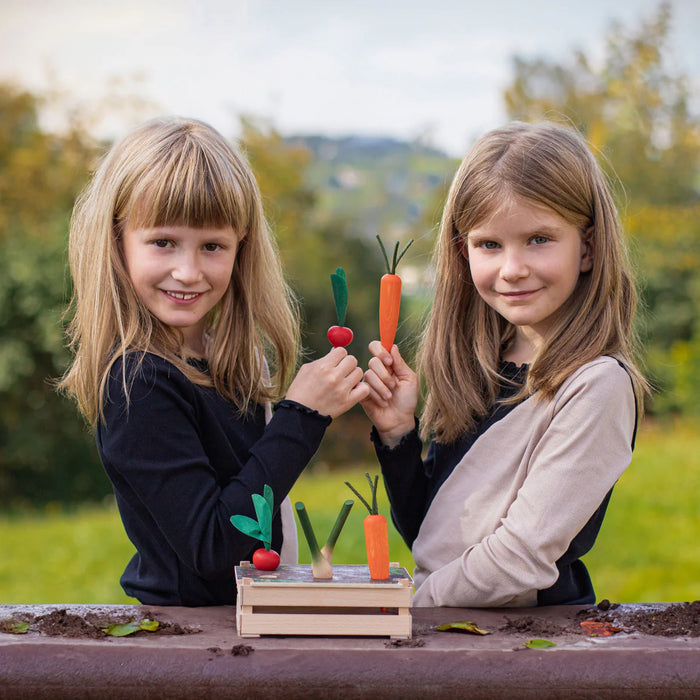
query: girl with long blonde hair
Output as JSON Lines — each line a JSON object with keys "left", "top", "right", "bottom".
{"left": 362, "top": 121, "right": 648, "bottom": 607}
{"left": 60, "top": 117, "right": 368, "bottom": 605}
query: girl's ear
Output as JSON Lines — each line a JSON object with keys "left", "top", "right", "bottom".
{"left": 580, "top": 226, "right": 594, "bottom": 273}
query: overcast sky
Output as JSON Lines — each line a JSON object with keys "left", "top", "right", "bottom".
{"left": 1, "top": 0, "right": 698, "bottom": 156}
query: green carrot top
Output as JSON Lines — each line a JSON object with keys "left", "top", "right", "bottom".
{"left": 345, "top": 473, "right": 380, "bottom": 516}
{"left": 376, "top": 235, "right": 414, "bottom": 275}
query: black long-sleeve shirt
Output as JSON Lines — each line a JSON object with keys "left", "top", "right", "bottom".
{"left": 97, "top": 352, "right": 330, "bottom": 606}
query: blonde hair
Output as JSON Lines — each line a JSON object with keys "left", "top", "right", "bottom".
{"left": 59, "top": 117, "right": 299, "bottom": 426}
{"left": 419, "top": 121, "right": 648, "bottom": 442}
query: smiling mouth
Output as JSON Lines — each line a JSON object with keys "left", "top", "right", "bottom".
{"left": 500, "top": 288, "right": 542, "bottom": 298}
{"left": 163, "top": 290, "right": 203, "bottom": 301}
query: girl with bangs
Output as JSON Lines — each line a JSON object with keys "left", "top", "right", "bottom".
{"left": 60, "top": 118, "right": 369, "bottom": 606}
{"left": 362, "top": 121, "right": 649, "bottom": 607}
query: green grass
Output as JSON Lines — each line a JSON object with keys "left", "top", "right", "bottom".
{"left": 0, "top": 420, "right": 697, "bottom": 604}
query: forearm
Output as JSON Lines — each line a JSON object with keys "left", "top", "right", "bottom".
{"left": 372, "top": 421, "right": 429, "bottom": 547}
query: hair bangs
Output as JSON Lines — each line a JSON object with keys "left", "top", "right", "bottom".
{"left": 123, "top": 131, "right": 251, "bottom": 234}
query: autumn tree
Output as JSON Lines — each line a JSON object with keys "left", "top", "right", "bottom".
{"left": 0, "top": 83, "right": 110, "bottom": 506}
{"left": 503, "top": 2, "right": 700, "bottom": 414}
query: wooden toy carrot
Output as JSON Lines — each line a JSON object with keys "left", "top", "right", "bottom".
{"left": 376, "top": 235, "right": 413, "bottom": 351}
{"left": 345, "top": 473, "right": 390, "bottom": 580}
{"left": 327, "top": 267, "right": 354, "bottom": 348}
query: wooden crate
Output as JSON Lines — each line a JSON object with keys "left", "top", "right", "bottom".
{"left": 235, "top": 562, "right": 413, "bottom": 639}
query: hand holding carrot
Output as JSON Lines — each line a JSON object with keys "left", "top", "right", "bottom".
{"left": 285, "top": 346, "right": 369, "bottom": 419}
{"left": 361, "top": 341, "right": 418, "bottom": 447}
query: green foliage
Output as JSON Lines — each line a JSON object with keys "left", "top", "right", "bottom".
{"left": 0, "top": 83, "right": 109, "bottom": 507}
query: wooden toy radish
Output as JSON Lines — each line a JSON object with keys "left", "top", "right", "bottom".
{"left": 376, "top": 235, "right": 413, "bottom": 352}
{"left": 229, "top": 484, "right": 280, "bottom": 571}
{"left": 345, "top": 473, "right": 390, "bottom": 580}
{"left": 327, "top": 267, "right": 354, "bottom": 347}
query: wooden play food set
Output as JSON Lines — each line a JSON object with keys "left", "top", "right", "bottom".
{"left": 234, "top": 563, "right": 413, "bottom": 638}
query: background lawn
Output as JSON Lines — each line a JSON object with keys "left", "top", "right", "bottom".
{"left": 0, "top": 419, "right": 697, "bottom": 605}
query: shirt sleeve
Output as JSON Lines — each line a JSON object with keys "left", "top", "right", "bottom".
{"left": 413, "top": 359, "right": 636, "bottom": 607}
{"left": 98, "top": 355, "right": 330, "bottom": 580}
{"left": 372, "top": 421, "right": 432, "bottom": 547}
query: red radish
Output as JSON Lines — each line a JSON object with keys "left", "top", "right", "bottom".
{"left": 252, "top": 548, "right": 280, "bottom": 571}
{"left": 328, "top": 267, "right": 353, "bottom": 347}
{"left": 327, "top": 325, "right": 353, "bottom": 348}
{"left": 230, "top": 485, "right": 280, "bottom": 571}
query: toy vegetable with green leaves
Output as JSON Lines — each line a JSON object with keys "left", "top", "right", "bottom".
{"left": 327, "top": 266, "right": 353, "bottom": 347}
{"left": 345, "top": 473, "right": 390, "bottom": 580}
{"left": 294, "top": 500, "right": 354, "bottom": 579}
{"left": 230, "top": 484, "right": 280, "bottom": 571}
{"left": 376, "top": 235, "right": 413, "bottom": 351}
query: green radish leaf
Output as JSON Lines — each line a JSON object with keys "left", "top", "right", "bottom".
{"left": 263, "top": 484, "right": 274, "bottom": 516}
{"left": 524, "top": 638, "right": 557, "bottom": 649}
{"left": 252, "top": 493, "right": 272, "bottom": 548}
{"left": 230, "top": 514, "right": 263, "bottom": 541}
{"left": 435, "top": 621, "right": 490, "bottom": 635}
{"left": 330, "top": 267, "right": 348, "bottom": 326}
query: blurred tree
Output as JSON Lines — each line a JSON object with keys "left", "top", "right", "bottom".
{"left": 502, "top": 2, "right": 700, "bottom": 415}
{"left": 0, "top": 82, "right": 110, "bottom": 507}
{"left": 239, "top": 118, "right": 386, "bottom": 366}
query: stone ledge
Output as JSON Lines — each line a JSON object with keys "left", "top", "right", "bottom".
{"left": 1, "top": 604, "right": 699, "bottom": 699}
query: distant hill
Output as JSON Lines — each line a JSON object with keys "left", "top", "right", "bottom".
{"left": 284, "top": 134, "right": 458, "bottom": 239}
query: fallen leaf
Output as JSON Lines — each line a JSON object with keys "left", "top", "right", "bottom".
{"left": 435, "top": 621, "right": 490, "bottom": 635}
{"left": 0, "top": 619, "right": 29, "bottom": 634}
{"left": 102, "top": 619, "right": 160, "bottom": 637}
{"left": 580, "top": 620, "right": 622, "bottom": 637}
{"left": 524, "top": 638, "right": 557, "bottom": 649}
{"left": 139, "top": 619, "right": 159, "bottom": 632}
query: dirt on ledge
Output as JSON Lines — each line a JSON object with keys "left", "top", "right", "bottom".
{"left": 0, "top": 608, "right": 200, "bottom": 639}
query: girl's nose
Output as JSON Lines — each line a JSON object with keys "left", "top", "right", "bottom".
{"left": 499, "top": 249, "right": 528, "bottom": 281}
{"left": 171, "top": 252, "right": 204, "bottom": 284}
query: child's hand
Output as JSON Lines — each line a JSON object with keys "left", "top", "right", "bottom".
{"left": 285, "top": 347, "right": 370, "bottom": 419}
{"left": 361, "top": 341, "right": 418, "bottom": 447}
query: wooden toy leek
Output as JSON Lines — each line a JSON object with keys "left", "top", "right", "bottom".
{"left": 295, "top": 500, "right": 354, "bottom": 579}
{"left": 230, "top": 485, "right": 280, "bottom": 571}
{"left": 376, "top": 235, "right": 413, "bottom": 352}
{"left": 345, "top": 473, "right": 390, "bottom": 580}
{"left": 327, "top": 266, "right": 354, "bottom": 347}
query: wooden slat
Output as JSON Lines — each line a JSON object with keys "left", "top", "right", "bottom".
{"left": 238, "top": 612, "right": 412, "bottom": 638}
{"left": 239, "top": 584, "right": 411, "bottom": 608}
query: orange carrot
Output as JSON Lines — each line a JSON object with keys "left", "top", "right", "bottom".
{"left": 376, "top": 236, "right": 413, "bottom": 352}
{"left": 345, "top": 473, "right": 390, "bottom": 580}
{"left": 363, "top": 514, "right": 390, "bottom": 580}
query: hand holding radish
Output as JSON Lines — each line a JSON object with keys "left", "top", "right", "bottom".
{"left": 361, "top": 341, "right": 418, "bottom": 448}
{"left": 285, "top": 346, "right": 369, "bottom": 418}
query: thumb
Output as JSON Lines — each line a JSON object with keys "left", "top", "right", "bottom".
{"left": 389, "top": 345, "right": 413, "bottom": 380}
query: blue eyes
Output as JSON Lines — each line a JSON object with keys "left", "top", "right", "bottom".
{"left": 476, "top": 235, "right": 550, "bottom": 249}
